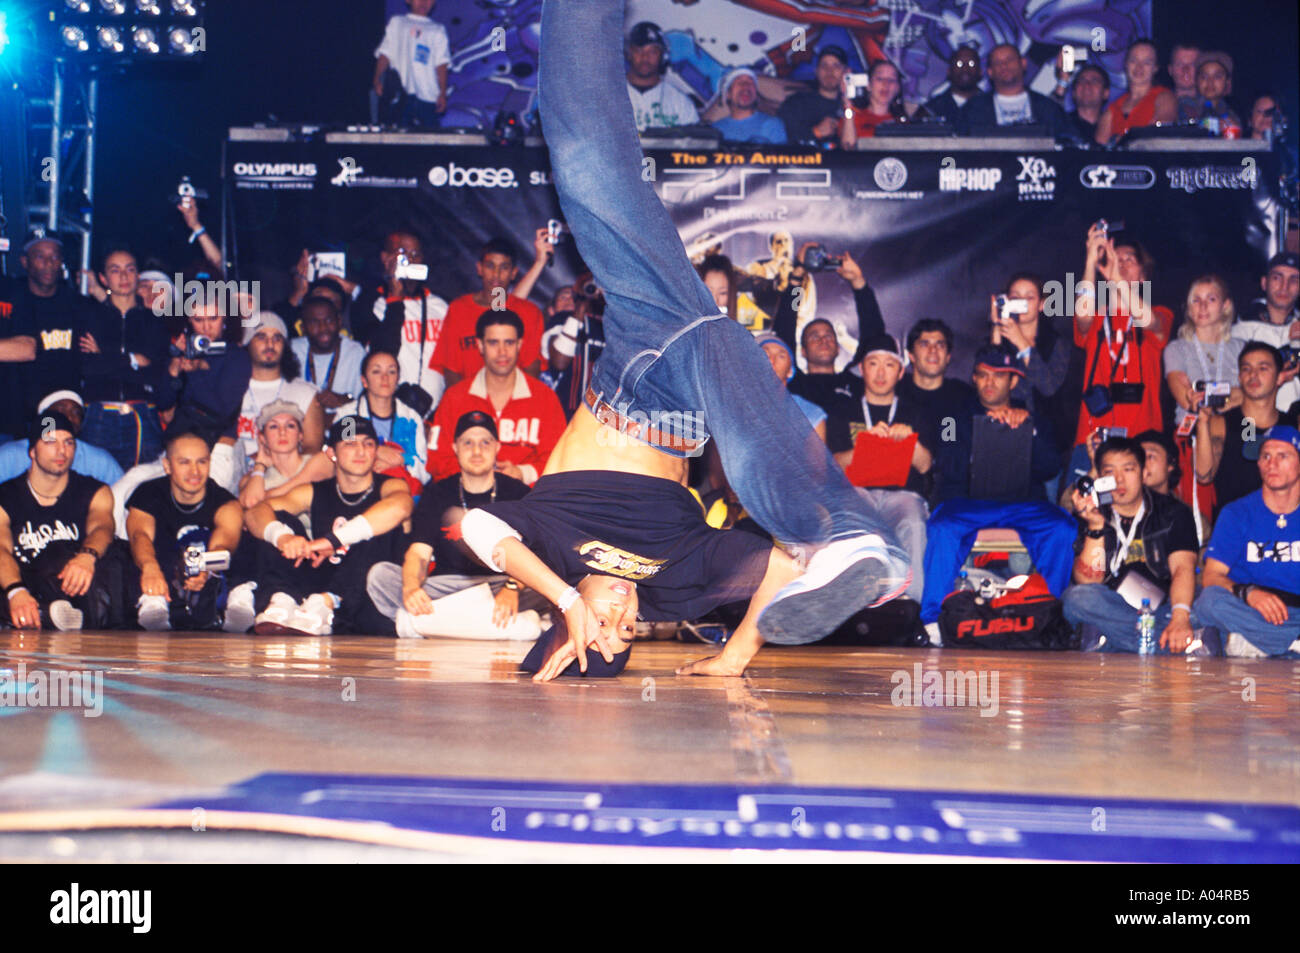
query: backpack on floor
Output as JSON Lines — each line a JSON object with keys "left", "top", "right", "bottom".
{"left": 939, "top": 574, "right": 1077, "bottom": 650}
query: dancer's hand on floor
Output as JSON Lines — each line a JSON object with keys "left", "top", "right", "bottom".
{"left": 676, "top": 654, "right": 746, "bottom": 677}
{"left": 493, "top": 586, "right": 518, "bottom": 627}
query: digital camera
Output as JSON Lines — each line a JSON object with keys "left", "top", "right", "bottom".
{"left": 183, "top": 545, "right": 231, "bottom": 579}
{"left": 1195, "top": 379, "right": 1231, "bottom": 410}
{"left": 802, "top": 244, "right": 842, "bottom": 272}
{"left": 394, "top": 249, "right": 428, "bottom": 282}
{"left": 171, "top": 331, "right": 228, "bottom": 360}
{"left": 1094, "top": 217, "right": 1125, "bottom": 238}
{"left": 1076, "top": 474, "right": 1118, "bottom": 507}
{"left": 995, "top": 294, "right": 1030, "bottom": 319}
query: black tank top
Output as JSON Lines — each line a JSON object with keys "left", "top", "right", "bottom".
{"left": 0, "top": 471, "right": 104, "bottom": 566}
{"left": 1215, "top": 407, "right": 1299, "bottom": 515}
{"left": 308, "top": 476, "right": 400, "bottom": 569}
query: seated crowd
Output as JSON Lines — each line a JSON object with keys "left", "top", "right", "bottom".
{"left": 1, "top": 165, "right": 1298, "bottom": 661}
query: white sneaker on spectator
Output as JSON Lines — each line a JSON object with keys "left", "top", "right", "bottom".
{"left": 759, "top": 535, "right": 911, "bottom": 645}
{"left": 1224, "top": 632, "right": 1267, "bottom": 659}
{"left": 291, "top": 593, "right": 335, "bottom": 636}
{"left": 49, "top": 600, "right": 84, "bottom": 632}
{"left": 223, "top": 582, "right": 257, "bottom": 633}
{"left": 137, "top": 594, "right": 171, "bottom": 631}
{"left": 394, "top": 608, "right": 422, "bottom": 639}
{"left": 253, "top": 593, "right": 301, "bottom": 636}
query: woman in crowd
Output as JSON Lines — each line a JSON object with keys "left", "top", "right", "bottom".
{"left": 843, "top": 60, "right": 905, "bottom": 143}
{"left": 238, "top": 401, "right": 331, "bottom": 513}
{"left": 1094, "top": 39, "right": 1176, "bottom": 144}
{"left": 334, "top": 349, "right": 427, "bottom": 492}
{"left": 989, "top": 272, "right": 1072, "bottom": 446}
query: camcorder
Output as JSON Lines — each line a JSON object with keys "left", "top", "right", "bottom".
{"left": 394, "top": 249, "right": 428, "bottom": 282}
{"left": 175, "top": 175, "right": 208, "bottom": 209}
{"left": 170, "top": 331, "right": 228, "bottom": 360}
{"left": 1095, "top": 426, "right": 1127, "bottom": 442}
{"left": 1094, "top": 218, "right": 1125, "bottom": 238}
{"left": 1076, "top": 474, "right": 1118, "bottom": 507}
{"left": 1061, "top": 45, "right": 1089, "bottom": 74}
{"left": 843, "top": 72, "right": 870, "bottom": 103}
{"left": 545, "top": 219, "right": 569, "bottom": 267}
{"left": 802, "top": 244, "right": 843, "bottom": 272}
{"left": 1195, "top": 379, "right": 1231, "bottom": 410}
{"left": 995, "top": 294, "right": 1031, "bottom": 319}
{"left": 183, "top": 545, "right": 231, "bottom": 579}
{"left": 1280, "top": 344, "right": 1300, "bottom": 370}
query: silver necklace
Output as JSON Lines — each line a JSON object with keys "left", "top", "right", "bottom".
{"left": 170, "top": 491, "right": 204, "bottom": 514}
{"left": 26, "top": 478, "right": 59, "bottom": 505}
{"left": 459, "top": 478, "right": 497, "bottom": 509}
{"left": 336, "top": 481, "right": 374, "bottom": 507}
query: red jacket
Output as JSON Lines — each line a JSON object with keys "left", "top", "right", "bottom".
{"left": 427, "top": 368, "right": 566, "bottom": 484}
{"left": 428, "top": 294, "right": 544, "bottom": 379}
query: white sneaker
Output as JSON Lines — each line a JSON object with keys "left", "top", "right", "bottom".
{"left": 223, "top": 582, "right": 257, "bottom": 633}
{"left": 136, "top": 594, "right": 171, "bottom": 631}
{"left": 1224, "top": 632, "right": 1268, "bottom": 659}
{"left": 253, "top": 593, "right": 300, "bottom": 636}
{"left": 292, "top": 593, "right": 335, "bottom": 636}
{"left": 758, "top": 535, "right": 911, "bottom": 645}
{"left": 49, "top": 600, "right": 84, "bottom": 632}
{"left": 394, "top": 608, "right": 422, "bottom": 639}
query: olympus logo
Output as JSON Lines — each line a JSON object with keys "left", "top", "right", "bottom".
{"left": 232, "top": 162, "right": 317, "bottom": 178}
{"left": 427, "top": 162, "right": 518, "bottom": 188}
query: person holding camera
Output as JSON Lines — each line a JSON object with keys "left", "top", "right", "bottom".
{"left": 1062, "top": 436, "right": 1202, "bottom": 654}
{"left": 777, "top": 45, "right": 853, "bottom": 148}
{"left": 1193, "top": 426, "right": 1300, "bottom": 658}
{"left": 1093, "top": 39, "right": 1176, "bottom": 145}
{"left": 165, "top": 301, "right": 252, "bottom": 492}
{"left": 354, "top": 230, "right": 449, "bottom": 419}
{"left": 126, "top": 430, "right": 251, "bottom": 632}
{"left": 842, "top": 60, "right": 905, "bottom": 143}
{"left": 1231, "top": 252, "right": 1300, "bottom": 414}
{"left": 1194, "top": 343, "right": 1299, "bottom": 517}
{"left": 990, "top": 272, "right": 1072, "bottom": 451}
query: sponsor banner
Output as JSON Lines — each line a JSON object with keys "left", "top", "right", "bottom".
{"left": 228, "top": 141, "right": 1276, "bottom": 373}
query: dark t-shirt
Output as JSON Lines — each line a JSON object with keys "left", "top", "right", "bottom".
{"left": 411, "top": 473, "right": 529, "bottom": 575}
{"left": 897, "top": 376, "right": 981, "bottom": 500}
{"left": 788, "top": 369, "right": 862, "bottom": 419}
{"left": 0, "top": 471, "right": 104, "bottom": 568}
{"left": 0, "top": 286, "right": 36, "bottom": 439}
{"left": 483, "top": 471, "right": 771, "bottom": 621}
{"left": 1090, "top": 490, "right": 1200, "bottom": 588}
{"left": 126, "top": 476, "right": 234, "bottom": 572}
{"left": 826, "top": 395, "right": 931, "bottom": 495}
{"left": 1214, "top": 407, "right": 1300, "bottom": 516}
{"left": 777, "top": 90, "right": 842, "bottom": 145}
{"left": 9, "top": 285, "right": 91, "bottom": 413}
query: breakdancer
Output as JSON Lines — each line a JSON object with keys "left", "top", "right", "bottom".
{"left": 457, "top": 0, "right": 910, "bottom": 680}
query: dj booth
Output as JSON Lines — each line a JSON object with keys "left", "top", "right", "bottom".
{"left": 224, "top": 127, "right": 1282, "bottom": 364}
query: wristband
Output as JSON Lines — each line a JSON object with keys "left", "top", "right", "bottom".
{"left": 5, "top": 582, "right": 29, "bottom": 598}
{"left": 504, "top": 579, "right": 520, "bottom": 591}
{"left": 78, "top": 546, "right": 100, "bottom": 561}
{"left": 263, "top": 520, "right": 293, "bottom": 546}
{"left": 1082, "top": 527, "right": 1106, "bottom": 539}
{"left": 325, "top": 531, "right": 344, "bottom": 552}
{"left": 1016, "top": 346, "right": 1032, "bottom": 361}
{"left": 1233, "top": 583, "right": 1254, "bottom": 602}
{"left": 1170, "top": 603, "right": 1193, "bottom": 614}
{"left": 188, "top": 226, "right": 206, "bottom": 244}
{"left": 556, "top": 586, "right": 581, "bottom": 613}
{"left": 333, "top": 515, "right": 374, "bottom": 547}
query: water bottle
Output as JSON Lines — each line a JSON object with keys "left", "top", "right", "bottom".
{"left": 957, "top": 570, "right": 972, "bottom": 591}
{"left": 1137, "top": 599, "right": 1156, "bottom": 655}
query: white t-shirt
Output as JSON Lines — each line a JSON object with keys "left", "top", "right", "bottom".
{"left": 290, "top": 337, "right": 366, "bottom": 401}
{"left": 375, "top": 13, "right": 451, "bottom": 103}
{"left": 628, "top": 80, "right": 700, "bottom": 131}
{"left": 994, "top": 91, "right": 1032, "bottom": 125}
{"left": 236, "top": 377, "right": 318, "bottom": 460}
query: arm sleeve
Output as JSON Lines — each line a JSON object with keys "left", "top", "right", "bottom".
{"left": 459, "top": 508, "right": 524, "bottom": 572}
{"left": 772, "top": 283, "right": 800, "bottom": 355}
{"left": 849, "top": 283, "right": 885, "bottom": 362}
{"left": 1167, "top": 505, "right": 1201, "bottom": 557}
{"left": 520, "top": 304, "right": 544, "bottom": 369}
{"left": 434, "top": 26, "right": 451, "bottom": 68}
{"left": 1162, "top": 340, "right": 1189, "bottom": 378}
{"left": 427, "top": 310, "right": 457, "bottom": 375}
{"left": 374, "top": 17, "right": 400, "bottom": 60}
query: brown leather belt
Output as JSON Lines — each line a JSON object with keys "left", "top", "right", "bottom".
{"left": 585, "top": 386, "right": 705, "bottom": 454}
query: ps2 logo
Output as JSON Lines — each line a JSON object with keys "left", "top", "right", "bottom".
{"left": 662, "top": 168, "right": 831, "bottom": 202}
{"left": 1080, "top": 164, "right": 1156, "bottom": 190}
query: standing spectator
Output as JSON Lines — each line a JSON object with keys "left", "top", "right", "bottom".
{"left": 1195, "top": 343, "right": 1299, "bottom": 516}
{"left": 1193, "top": 426, "right": 1300, "bottom": 658}
{"left": 428, "top": 237, "right": 544, "bottom": 388}
{"left": 1071, "top": 223, "right": 1166, "bottom": 450}
{"left": 711, "top": 69, "right": 787, "bottom": 145}
{"left": 291, "top": 295, "right": 366, "bottom": 414}
{"left": 80, "top": 247, "right": 172, "bottom": 469}
{"left": 335, "top": 350, "right": 428, "bottom": 490}
{"left": 843, "top": 60, "right": 904, "bottom": 142}
{"left": 625, "top": 21, "right": 698, "bottom": 131}
{"left": 1094, "top": 40, "right": 1177, "bottom": 144}
{"left": 426, "top": 311, "right": 565, "bottom": 484}
{"left": 0, "top": 274, "right": 37, "bottom": 441}
{"left": 1231, "top": 252, "right": 1300, "bottom": 413}
{"left": 1063, "top": 436, "right": 1201, "bottom": 654}
{"left": 959, "top": 43, "right": 1068, "bottom": 136}
{"left": 9, "top": 231, "right": 93, "bottom": 424}
{"left": 923, "top": 45, "right": 982, "bottom": 125}
{"left": 989, "top": 272, "right": 1072, "bottom": 452}
{"left": 373, "top": 0, "right": 450, "bottom": 128}
{"left": 354, "top": 230, "right": 449, "bottom": 418}
{"left": 1180, "top": 52, "right": 1242, "bottom": 134}
{"left": 777, "top": 45, "right": 851, "bottom": 148}
{"left": 1168, "top": 43, "right": 1202, "bottom": 118}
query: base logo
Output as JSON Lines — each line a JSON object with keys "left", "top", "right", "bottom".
{"left": 428, "top": 162, "right": 518, "bottom": 188}
{"left": 1015, "top": 156, "right": 1056, "bottom": 201}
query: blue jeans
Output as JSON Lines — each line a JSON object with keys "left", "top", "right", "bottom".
{"left": 1193, "top": 586, "right": 1300, "bottom": 658}
{"left": 540, "top": 0, "right": 901, "bottom": 554}
{"left": 920, "top": 499, "right": 1078, "bottom": 623}
{"left": 1063, "top": 583, "right": 1200, "bottom": 654}
{"left": 82, "top": 403, "right": 163, "bottom": 471}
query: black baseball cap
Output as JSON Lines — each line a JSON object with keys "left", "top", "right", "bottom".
{"left": 974, "top": 344, "right": 1025, "bottom": 377}
{"left": 1266, "top": 251, "right": 1299, "bottom": 272}
{"left": 454, "top": 410, "right": 498, "bottom": 441}
{"left": 627, "top": 21, "right": 666, "bottom": 49}
{"left": 818, "top": 44, "right": 850, "bottom": 66}
{"left": 327, "top": 414, "right": 378, "bottom": 446}
{"left": 28, "top": 411, "right": 78, "bottom": 448}
{"left": 22, "top": 227, "right": 63, "bottom": 254}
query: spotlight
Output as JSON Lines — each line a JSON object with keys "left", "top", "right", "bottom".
{"left": 61, "top": 25, "right": 90, "bottom": 52}
{"left": 171, "top": 0, "right": 198, "bottom": 15}
{"left": 96, "top": 25, "right": 125, "bottom": 52}
{"left": 65, "top": 0, "right": 92, "bottom": 13}
{"left": 99, "top": 0, "right": 128, "bottom": 13}
{"left": 133, "top": 26, "right": 159, "bottom": 53}
{"left": 168, "top": 25, "right": 195, "bottom": 54}
{"left": 135, "top": 0, "right": 162, "bottom": 13}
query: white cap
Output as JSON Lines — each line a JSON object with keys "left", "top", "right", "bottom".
{"left": 242, "top": 310, "right": 288, "bottom": 345}
{"left": 37, "top": 390, "right": 84, "bottom": 413}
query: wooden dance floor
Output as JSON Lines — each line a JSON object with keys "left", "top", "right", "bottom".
{"left": 0, "top": 631, "right": 1297, "bottom": 862}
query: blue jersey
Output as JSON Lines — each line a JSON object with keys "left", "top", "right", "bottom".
{"left": 1205, "top": 491, "right": 1300, "bottom": 595}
